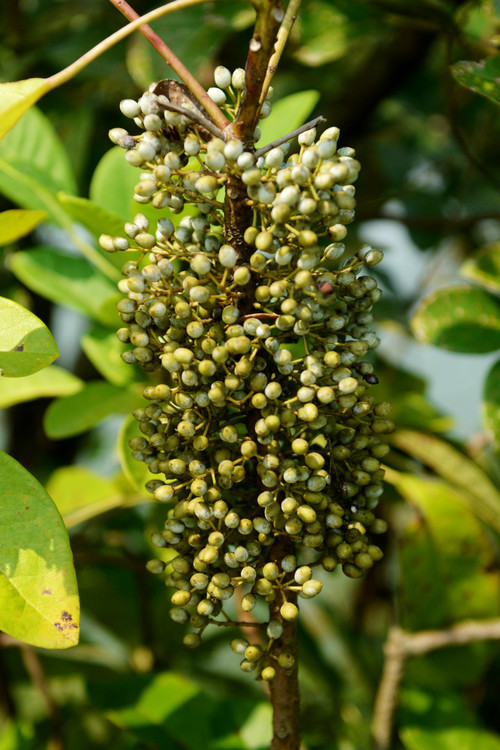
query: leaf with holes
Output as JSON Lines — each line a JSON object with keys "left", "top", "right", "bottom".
{"left": 0, "top": 297, "right": 59, "bottom": 377}
{"left": 0, "top": 451, "right": 79, "bottom": 648}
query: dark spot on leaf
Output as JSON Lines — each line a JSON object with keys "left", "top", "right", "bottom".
{"left": 41, "top": 588, "right": 52, "bottom": 595}
{"left": 54, "top": 622, "right": 64, "bottom": 631}
{"left": 13, "top": 344, "right": 24, "bottom": 351}
{"left": 25, "top": 506, "right": 30, "bottom": 510}
{"left": 61, "top": 611, "right": 72, "bottom": 622}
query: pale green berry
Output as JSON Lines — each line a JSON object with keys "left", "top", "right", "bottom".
{"left": 280, "top": 602, "right": 299, "bottom": 621}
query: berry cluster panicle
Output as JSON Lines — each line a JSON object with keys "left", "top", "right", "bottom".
{"left": 100, "top": 66, "right": 392, "bottom": 680}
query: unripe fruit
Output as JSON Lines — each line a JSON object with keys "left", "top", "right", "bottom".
{"left": 108, "top": 76, "right": 390, "bottom": 672}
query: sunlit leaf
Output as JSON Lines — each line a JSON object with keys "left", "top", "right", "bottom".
{"left": 0, "top": 79, "right": 48, "bottom": 140}
{"left": 0, "top": 719, "right": 34, "bottom": 750}
{"left": 0, "top": 105, "right": 76, "bottom": 196}
{"left": 44, "top": 381, "right": 144, "bottom": 439}
{"left": 401, "top": 726, "right": 500, "bottom": 750}
{"left": 461, "top": 242, "right": 500, "bottom": 295}
{"left": 47, "top": 466, "right": 144, "bottom": 528}
{"left": 0, "top": 366, "right": 82, "bottom": 409}
{"left": 410, "top": 285, "right": 500, "bottom": 353}
{"left": 386, "top": 468, "right": 499, "bottom": 632}
{"left": 391, "top": 429, "right": 500, "bottom": 532}
{"left": 10, "top": 247, "right": 120, "bottom": 327}
{"left": 0, "top": 209, "right": 46, "bottom": 246}
{"left": 0, "top": 297, "right": 58, "bottom": 377}
{"left": 0, "top": 451, "right": 79, "bottom": 648}
{"left": 484, "top": 359, "right": 500, "bottom": 450}
{"left": 452, "top": 57, "right": 500, "bottom": 107}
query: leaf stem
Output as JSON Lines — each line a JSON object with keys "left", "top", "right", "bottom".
{"left": 259, "top": 0, "right": 303, "bottom": 106}
{"left": 46, "top": 0, "right": 225, "bottom": 126}
{"left": 108, "top": 0, "right": 230, "bottom": 132}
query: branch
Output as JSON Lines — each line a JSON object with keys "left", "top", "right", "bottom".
{"left": 108, "top": 0, "right": 230, "bottom": 133}
{"left": 47, "top": 0, "right": 223, "bottom": 92}
{"left": 259, "top": 0, "right": 303, "bottom": 106}
{"left": 372, "top": 619, "right": 500, "bottom": 750}
{"left": 230, "top": 0, "right": 285, "bottom": 145}
{"left": 254, "top": 115, "right": 326, "bottom": 157}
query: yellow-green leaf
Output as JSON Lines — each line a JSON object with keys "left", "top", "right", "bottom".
{"left": 0, "top": 79, "right": 48, "bottom": 141}
{"left": 0, "top": 297, "right": 59, "bottom": 377}
{"left": 0, "top": 365, "right": 82, "bottom": 409}
{"left": 0, "top": 209, "right": 47, "bottom": 246}
{"left": 391, "top": 429, "right": 500, "bottom": 533}
{"left": 47, "top": 466, "right": 145, "bottom": 528}
{"left": 0, "top": 451, "right": 79, "bottom": 648}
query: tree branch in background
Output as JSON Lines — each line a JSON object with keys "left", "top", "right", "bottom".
{"left": 108, "top": 0, "right": 230, "bottom": 132}
{"left": 372, "top": 619, "right": 500, "bottom": 750}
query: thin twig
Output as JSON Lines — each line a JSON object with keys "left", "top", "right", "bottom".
{"left": 259, "top": 0, "right": 303, "bottom": 106}
{"left": 159, "top": 101, "right": 226, "bottom": 139}
{"left": 108, "top": 0, "right": 230, "bottom": 132}
{"left": 254, "top": 115, "right": 326, "bottom": 157}
{"left": 47, "top": 0, "right": 220, "bottom": 92}
{"left": 372, "top": 619, "right": 500, "bottom": 750}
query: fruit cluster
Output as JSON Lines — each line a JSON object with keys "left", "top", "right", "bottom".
{"left": 100, "top": 66, "right": 392, "bottom": 680}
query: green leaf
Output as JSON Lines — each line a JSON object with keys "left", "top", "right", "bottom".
{"left": 391, "top": 429, "right": 500, "bottom": 533}
{"left": 255, "top": 90, "right": 320, "bottom": 151}
{"left": 294, "top": 1, "right": 375, "bottom": 67}
{"left": 0, "top": 79, "right": 48, "bottom": 140}
{"left": 386, "top": 468, "right": 500, "bottom": 632}
{"left": 81, "top": 324, "right": 140, "bottom": 387}
{"left": 9, "top": 247, "right": 121, "bottom": 327}
{"left": 44, "top": 382, "right": 144, "bottom": 439}
{"left": 461, "top": 242, "right": 500, "bottom": 295}
{"left": 0, "top": 297, "right": 59, "bottom": 377}
{"left": 117, "top": 413, "right": 150, "bottom": 493}
{"left": 90, "top": 146, "right": 157, "bottom": 224}
{"left": 401, "top": 726, "right": 500, "bottom": 750}
{"left": 56, "top": 193, "right": 127, "bottom": 269}
{"left": 108, "top": 672, "right": 204, "bottom": 748}
{"left": 46, "top": 466, "right": 144, "bottom": 528}
{"left": 452, "top": 57, "right": 500, "bottom": 107}
{"left": 410, "top": 285, "right": 500, "bottom": 353}
{"left": 0, "top": 366, "right": 82, "bottom": 409}
{"left": 0, "top": 209, "right": 47, "bottom": 246}
{"left": 0, "top": 157, "right": 73, "bottom": 225}
{"left": 0, "top": 106, "right": 76, "bottom": 196}
{"left": 0, "top": 720, "right": 34, "bottom": 750}
{"left": 0, "top": 450, "right": 79, "bottom": 649}
{"left": 484, "top": 359, "right": 500, "bottom": 450}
